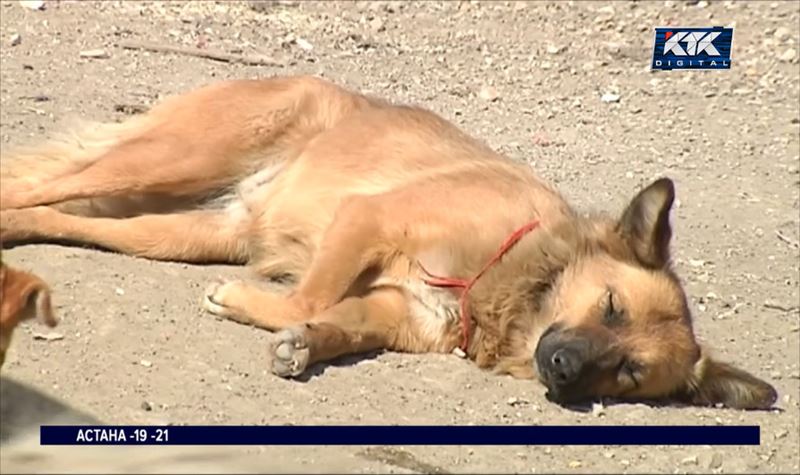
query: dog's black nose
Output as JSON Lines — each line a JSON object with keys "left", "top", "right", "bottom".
{"left": 549, "top": 348, "right": 581, "bottom": 385}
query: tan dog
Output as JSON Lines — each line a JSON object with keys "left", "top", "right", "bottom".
{"left": 0, "top": 256, "right": 57, "bottom": 368}
{"left": 0, "top": 76, "right": 777, "bottom": 408}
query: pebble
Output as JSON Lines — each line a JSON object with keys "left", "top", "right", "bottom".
{"left": 774, "top": 429, "right": 788, "bottom": 439}
{"left": 295, "top": 37, "right": 314, "bottom": 51}
{"left": 370, "top": 17, "right": 385, "bottom": 33}
{"left": 32, "top": 332, "right": 64, "bottom": 341}
{"left": 601, "top": 92, "right": 620, "bottom": 103}
{"left": 681, "top": 455, "right": 699, "bottom": 465}
{"left": 546, "top": 44, "right": 562, "bottom": 55}
{"left": 478, "top": 85, "right": 499, "bottom": 102}
{"left": 115, "top": 287, "right": 125, "bottom": 295}
{"left": 9, "top": 33, "right": 20, "bottom": 46}
{"left": 139, "top": 359, "right": 153, "bottom": 368}
{"left": 779, "top": 48, "right": 796, "bottom": 62}
{"left": 591, "top": 402, "right": 605, "bottom": 417}
{"left": 568, "top": 461, "right": 582, "bottom": 469}
{"left": 141, "top": 401, "right": 153, "bottom": 411}
{"left": 19, "top": 0, "right": 44, "bottom": 10}
{"left": 774, "top": 27, "right": 791, "bottom": 42}
{"left": 79, "top": 49, "right": 109, "bottom": 59}
{"left": 596, "top": 5, "right": 615, "bottom": 15}
{"left": 708, "top": 453, "right": 723, "bottom": 469}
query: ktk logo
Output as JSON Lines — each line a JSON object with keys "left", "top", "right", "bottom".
{"left": 652, "top": 27, "right": 733, "bottom": 70}
{"left": 663, "top": 31, "right": 721, "bottom": 56}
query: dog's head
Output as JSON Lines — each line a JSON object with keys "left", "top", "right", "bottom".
{"left": 0, "top": 256, "right": 58, "bottom": 368}
{"left": 533, "top": 178, "right": 777, "bottom": 410}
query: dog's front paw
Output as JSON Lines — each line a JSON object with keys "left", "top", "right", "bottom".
{"left": 202, "top": 279, "right": 252, "bottom": 323}
{"left": 267, "top": 326, "right": 311, "bottom": 378}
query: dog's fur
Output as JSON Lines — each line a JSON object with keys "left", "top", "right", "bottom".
{"left": 0, "top": 76, "right": 777, "bottom": 409}
{"left": 0, "top": 256, "right": 58, "bottom": 368}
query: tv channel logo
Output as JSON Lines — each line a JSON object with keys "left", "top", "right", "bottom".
{"left": 652, "top": 27, "right": 733, "bottom": 71}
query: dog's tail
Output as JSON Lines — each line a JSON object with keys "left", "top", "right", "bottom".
{"left": 0, "top": 114, "right": 159, "bottom": 215}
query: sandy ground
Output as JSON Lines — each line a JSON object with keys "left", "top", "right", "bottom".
{"left": 0, "top": 1, "right": 798, "bottom": 473}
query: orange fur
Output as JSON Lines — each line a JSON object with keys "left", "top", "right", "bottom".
{"left": 0, "top": 76, "right": 777, "bottom": 408}
{"left": 0, "top": 256, "right": 58, "bottom": 368}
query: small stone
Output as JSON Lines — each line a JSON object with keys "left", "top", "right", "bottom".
{"left": 625, "top": 171, "right": 634, "bottom": 179}
{"left": 601, "top": 93, "right": 620, "bottom": 103}
{"left": 9, "top": 33, "right": 21, "bottom": 46}
{"left": 788, "top": 370, "right": 800, "bottom": 379}
{"left": 295, "top": 37, "right": 313, "bottom": 51}
{"left": 774, "top": 27, "right": 791, "bottom": 42}
{"left": 708, "top": 453, "right": 723, "bottom": 469}
{"left": 139, "top": 359, "right": 153, "bottom": 368}
{"left": 603, "top": 451, "right": 615, "bottom": 459}
{"left": 32, "top": 332, "right": 64, "bottom": 341}
{"left": 369, "top": 17, "right": 385, "bottom": 33}
{"left": 568, "top": 461, "right": 582, "bottom": 469}
{"left": 478, "top": 85, "right": 499, "bottom": 102}
{"left": 79, "top": 49, "right": 109, "bottom": 59}
{"left": 19, "top": 0, "right": 44, "bottom": 10}
{"left": 779, "top": 48, "right": 797, "bottom": 62}
{"left": 591, "top": 402, "right": 605, "bottom": 417}
{"left": 596, "top": 5, "right": 614, "bottom": 15}
{"left": 681, "top": 455, "right": 699, "bottom": 465}
{"left": 141, "top": 401, "right": 153, "bottom": 411}
{"left": 546, "top": 44, "right": 562, "bottom": 55}
{"left": 774, "top": 429, "right": 788, "bottom": 439}
{"left": 115, "top": 287, "right": 125, "bottom": 295}
{"left": 770, "top": 370, "right": 782, "bottom": 379}
{"left": 697, "top": 0, "right": 709, "bottom": 7}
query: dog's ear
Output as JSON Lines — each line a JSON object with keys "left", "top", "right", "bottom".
{"left": 679, "top": 350, "right": 778, "bottom": 409}
{"left": 0, "top": 264, "right": 57, "bottom": 328}
{"left": 0, "top": 262, "right": 57, "bottom": 368}
{"left": 616, "top": 177, "right": 675, "bottom": 268}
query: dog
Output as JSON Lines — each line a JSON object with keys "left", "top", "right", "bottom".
{"left": 0, "top": 75, "right": 777, "bottom": 409}
{"left": 0, "top": 255, "right": 58, "bottom": 369}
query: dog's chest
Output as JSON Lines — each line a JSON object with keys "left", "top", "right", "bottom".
{"left": 374, "top": 277, "right": 461, "bottom": 342}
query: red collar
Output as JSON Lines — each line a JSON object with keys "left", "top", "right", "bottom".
{"left": 419, "top": 220, "right": 541, "bottom": 352}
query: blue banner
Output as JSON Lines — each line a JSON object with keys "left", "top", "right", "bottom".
{"left": 40, "top": 425, "right": 761, "bottom": 446}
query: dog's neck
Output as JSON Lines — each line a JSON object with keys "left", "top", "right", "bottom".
{"left": 463, "top": 219, "right": 585, "bottom": 376}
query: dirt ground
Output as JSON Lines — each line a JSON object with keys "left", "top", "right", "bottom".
{"left": 0, "top": 0, "right": 798, "bottom": 473}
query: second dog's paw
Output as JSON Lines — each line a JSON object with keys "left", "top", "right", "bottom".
{"left": 267, "top": 327, "right": 310, "bottom": 378}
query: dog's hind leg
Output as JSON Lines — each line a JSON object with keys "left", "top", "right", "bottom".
{"left": 0, "top": 133, "right": 240, "bottom": 211}
{"left": 0, "top": 207, "right": 248, "bottom": 263}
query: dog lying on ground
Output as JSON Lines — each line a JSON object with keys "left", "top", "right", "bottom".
{"left": 0, "top": 75, "right": 777, "bottom": 409}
